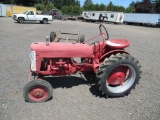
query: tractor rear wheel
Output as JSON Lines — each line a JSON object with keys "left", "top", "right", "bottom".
{"left": 23, "top": 80, "right": 53, "bottom": 103}
{"left": 96, "top": 53, "right": 141, "bottom": 97}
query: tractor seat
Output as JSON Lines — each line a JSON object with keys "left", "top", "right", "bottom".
{"left": 106, "top": 39, "right": 130, "bottom": 49}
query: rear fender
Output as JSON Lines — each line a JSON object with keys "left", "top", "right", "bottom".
{"left": 99, "top": 50, "right": 129, "bottom": 63}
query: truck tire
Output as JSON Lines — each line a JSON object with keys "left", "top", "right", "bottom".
{"left": 23, "top": 80, "right": 53, "bottom": 103}
{"left": 58, "top": 16, "right": 62, "bottom": 20}
{"left": 39, "top": 21, "right": 43, "bottom": 24}
{"left": 50, "top": 31, "right": 56, "bottom": 42}
{"left": 96, "top": 53, "right": 141, "bottom": 98}
{"left": 18, "top": 18, "right": 24, "bottom": 24}
{"left": 43, "top": 18, "right": 48, "bottom": 24}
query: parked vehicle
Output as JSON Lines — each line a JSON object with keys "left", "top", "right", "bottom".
{"left": 13, "top": 10, "right": 53, "bottom": 24}
{"left": 49, "top": 9, "right": 62, "bottom": 20}
{"left": 124, "top": 13, "right": 160, "bottom": 26}
{"left": 23, "top": 23, "right": 142, "bottom": 103}
{"left": 82, "top": 11, "right": 124, "bottom": 23}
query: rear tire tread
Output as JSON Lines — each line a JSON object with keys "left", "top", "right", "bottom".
{"left": 96, "top": 53, "right": 141, "bottom": 97}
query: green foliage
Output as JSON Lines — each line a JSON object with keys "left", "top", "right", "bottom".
{"left": 34, "top": 2, "right": 55, "bottom": 11}
{"left": 129, "top": 1, "right": 136, "bottom": 7}
{"left": 48, "top": 2, "right": 55, "bottom": 10}
{"left": 83, "top": 0, "right": 93, "bottom": 10}
{"left": 99, "top": 4, "right": 106, "bottom": 11}
{"left": 53, "top": 0, "right": 80, "bottom": 10}
{"left": 156, "top": 0, "right": 160, "bottom": 12}
{"left": 84, "top": 0, "right": 93, "bottom": 6}
{"left": 83, "top": 3, "right": 106, "bottom": 11}
{"left": 4, "top": 0, "right": 160, "bottom": 14}
{"left": 94, "top": 4, "right": 100, "bottom": 11}
{"left": 61, "top": 5, "right": 81, "bottom": 15}
{"left": 34, "top": 4, "right": 45, "bottom": 10}
{"left": 106, "top": 2, "right": 125, "bottom": 12}
{"left": 134, "top": 0, "right": 155, "bottom": 13}
{"left": 125, "top": 6, "right": 135, "bottom": 13}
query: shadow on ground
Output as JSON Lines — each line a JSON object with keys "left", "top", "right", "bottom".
{"left": 14, "top": 21, "right": 51, "bottom": 24}
{"left": 44, "top": 75, "right": 104, "bottom": 98}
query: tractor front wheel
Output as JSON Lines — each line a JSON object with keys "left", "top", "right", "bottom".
{"left": 96, "top": 53, "right": 141, "bottom": 97}
{"left": 23, "top": 80, "right": 53, "bottom": 103}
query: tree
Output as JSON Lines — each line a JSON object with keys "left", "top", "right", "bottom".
{"left": 75, "top": 0, "right": 80, "bottom": 6}
{"left": 94, "top": 4, "right": 99, "bottom": 10}
{"left": 83, "top": 0, "right": 93, "bottom": 6}
{"left": 0, "top": 0, "right": 10, "bottom": 4}
{"left": 155, "top": 0, "right": 160, "bottom": 12}
{"left": 34, "top": 4, "right": 45, "bottom": 10}
{"left": 107, "top": 1, "right": 114, "bottom": 11}
{"left": 53, "top": 0, "right": 80, "bottom": 10}
{"left": 106, "top": 2, "right": 125, "bottom": 12}
{"left": 134, "top": 0, "right": 153, "bottom": 13}
{"left": 129, "top": 1, "right": 136, "bottom": 7}
{"left": 99, "top": 4, "right": 106, "bottom": 11}
{"left": 125, "top": 1, "right": 136, "bottom": 13}
{"left": 61, "top": 5, "right": 81, "bottom": 15}
{"left": 48, "top": 2, "right": 55, "bottom": 10}
{"left": 125, "top": 6, "right": 135, "bottom": 13}
{"left": 83, "top": 0, "right": 93, "bottom": 10}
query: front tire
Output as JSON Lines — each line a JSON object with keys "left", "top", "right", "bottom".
{"left": 39, "top": 21, "right": 43, "bottom": 24}
{"left": 18, "top": 18, "right": 24, "bottom": 24}
{"left": 23, "top": 80, "right": 53, "bottom": 103}
{"left": 97, "top": 53, "right": 141, "bottom": 97}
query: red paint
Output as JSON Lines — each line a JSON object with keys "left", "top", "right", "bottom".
{"left": 31, "top": 43, "right": 93, "bottom": 57}
{"left": 28, "top": 87, "right": 48, "bottom": 101}
{"left": 30, "top": 24, "right": 131, "bottom": 78}
{"left": 106, "top": 39, "right": 130, "bottom": 49}
{"left": 107, "top": 66, "right": 128, "bottom": 85}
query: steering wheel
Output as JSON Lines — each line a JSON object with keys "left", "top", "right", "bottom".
{"left": 99, "top": 24, "right": 109, "bottom": 40}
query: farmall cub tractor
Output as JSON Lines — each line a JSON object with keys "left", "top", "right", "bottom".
{"left": 23, "top": 24, "right": 141, "bottom": 103}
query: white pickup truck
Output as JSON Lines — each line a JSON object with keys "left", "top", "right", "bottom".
{"left": 13, "top": 10, "right": 53, "bottom": 24}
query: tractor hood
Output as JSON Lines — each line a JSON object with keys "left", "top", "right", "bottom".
{"left": 30, "top": 42, "right": 93, "bottom": 58}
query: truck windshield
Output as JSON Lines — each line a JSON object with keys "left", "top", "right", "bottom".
{"left": 23, "top": 11, "right": 28, "bottom": 14}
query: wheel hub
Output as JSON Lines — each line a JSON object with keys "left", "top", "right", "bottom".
{"left": 107, "top": 66, "right": 128, "bottom": 85}
{"left": 29, "top": 87, "right": 48, "bottom": 101}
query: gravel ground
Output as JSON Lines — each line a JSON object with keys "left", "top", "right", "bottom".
{"left": 0, "top": 17, "right": 160, "bottom": 120}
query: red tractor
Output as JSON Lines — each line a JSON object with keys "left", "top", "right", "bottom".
{"left": 23, "top": 24, "right": 142, "bottom": 103}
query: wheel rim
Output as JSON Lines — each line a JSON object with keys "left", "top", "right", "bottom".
{"left": 43, "top": 20, "right": 47, "bottom": 24}
{"left": 19, "top": 19, "right": 23, "bottom": 23}
{"left": 106, "top": 64, "right": 136, "bottom": 93}
{"left": 28, "top": 86, "right": 48, "bottom": 102}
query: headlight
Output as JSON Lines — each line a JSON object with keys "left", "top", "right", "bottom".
{"left": 30, "top": 51, "right": 36, "bottom": 71}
